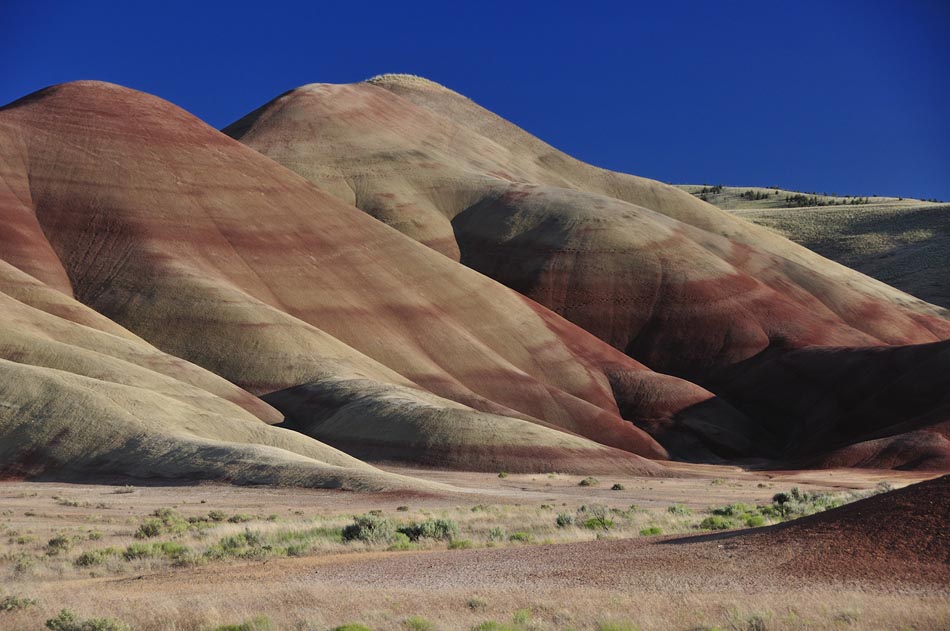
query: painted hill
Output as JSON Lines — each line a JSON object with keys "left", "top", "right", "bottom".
{"left": 224, "top": 75, "right": 950, "bottom": 468}
{"left": 0, "top": 258, "right": 424, "bottom": 491}
{"left": 0, "top": 80, "right": 768, "bottom": 482}
{"left": 733, "top": 474, "right": 950, "bottom": 582}
{"left": 678, "top": 184, "right": 950, "bottom": 309}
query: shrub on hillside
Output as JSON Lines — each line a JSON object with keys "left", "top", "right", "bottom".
{"left": 342, "top": 514, "right": 397, "bottom": 544}
{"left": 555, "top": 513, "right": 574, "bottom": 528}
{"left": 397, "top": 518, "right": 459, "bottom": 542}
{"left": 45, "top": 609, "right": 129, "bottom": 631}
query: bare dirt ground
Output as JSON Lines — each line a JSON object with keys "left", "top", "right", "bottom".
{"left": 1, "top": 464, "right": 947, "bottom": 631}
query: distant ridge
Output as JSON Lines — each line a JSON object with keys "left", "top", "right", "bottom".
{"left": 677, "top": 184, "right": 950, "bottom": 308}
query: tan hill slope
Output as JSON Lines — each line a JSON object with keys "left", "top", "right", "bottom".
{"left": 224, "top": 75, "right": 950, "bottom": 469}
{"left": 0, "top": 81, "right": 760, "bottom": 479}
{"left": 0, "top": 259, "right": 426, "bottom": 490}
{"left": 678, "top": 185, "right": 950, "bottom": 309}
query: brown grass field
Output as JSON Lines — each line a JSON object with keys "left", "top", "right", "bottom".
{"left": 2, "top": 465, "right": 946, "bottom": 631}
{"left": 677, "top": 184, "right": 950, "bottom": 308}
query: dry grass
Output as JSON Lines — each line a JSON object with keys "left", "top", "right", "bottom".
{"left": 677, "top": 184, "right": 950, "bottom": 307}
{"left": 0, "top": 467, "right": 944, "bottom": 630}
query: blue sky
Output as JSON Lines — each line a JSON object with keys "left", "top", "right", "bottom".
{"left": 3, "top": 0, "right": 948, "bottom": 199}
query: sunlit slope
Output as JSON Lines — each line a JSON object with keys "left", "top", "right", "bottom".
{"left": 0, "top": 260, "right": 430, "bottom": 489}
{"left": 0, "top": 81, "right": 744, "bottom": 474}
{"left": 226, "top": 75, "right": 949, "bottom": 380}
{"left": 678, "top": 185, "right": 950, "bottom": 309}
{"left": 225, "top": 75, "right": 950, "bottom": 469}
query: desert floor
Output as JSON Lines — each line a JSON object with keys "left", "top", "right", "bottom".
{"left": 1, "top": 464, "right": 946, "bottom": 631}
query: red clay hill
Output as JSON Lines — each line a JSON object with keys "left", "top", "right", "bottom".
{"left": 728, "top": 474, "right": 950, "bottom": 583}
{"left": 0, "top": 79, "right": 948, "bottom": 483}
{"left": 225, "top": 74, "right": 950, "bottom": 469}
{"left": 0, "top": 81, "right": 758, "bottom": 483}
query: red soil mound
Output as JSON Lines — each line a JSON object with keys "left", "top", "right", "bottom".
{"left": 734, "top": 475, "right": 950, "bottom": 582}
{"left": 0, "top": 81, "right": 753, "bottom": 476}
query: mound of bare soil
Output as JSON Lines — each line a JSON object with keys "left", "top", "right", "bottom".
{"left": 732, "top": 475, "right": 950, "bottom": 583}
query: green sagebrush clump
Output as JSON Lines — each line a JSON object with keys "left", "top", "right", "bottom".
{"left": 206, "top": 615, "right": 272, "bottom": 631}
{"left": 46, "top": 534, "right": 74, "bottom": 556}
{"left": 45, "top": 609, "right": 130, "bottom": 631}
{"left": 342, "top": 514, "right": 397, "bottom": 544}
{"left": 74, "top": 548, "right": 120, "bottom": 567}
{"left": 770, "top": 487, "right": 842, "bottom": 518}
{"left": 700, "top": 485, "right": 872, "bottom": 531}
{"left": 555, "top": 513, "right": 574, "bottom": 528}
{"left": 0, "top": 593, "right": 37, "bottom": 611}
{"left": 698, "top": 515, "right": 733, "bottom": 530}
{"left": 204, "top": 529, "right": 271, "bottom": 560}
{"left": 403, "top": 617, "right": 435, "bottom": 631}
{"left": 583, "top": 505, "right": 614, "bottom": 531}
{"left": 398, "top": 518, "right": 460, "bottom": 542}
{"left": 597, "top": 622, "right": 641, "bottom": 631}
{"left": 123, "top": 540, "right": 190, "bottom": 562}
{"left": 134, "top": 508, "right": 193, "bottom": 539}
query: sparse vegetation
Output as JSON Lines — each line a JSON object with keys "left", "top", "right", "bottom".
{"left": 597, "top": 622, "right": 640, "bottom": 631}
{"left": 227, "top": 513, "right": 254, "bottom": 523}
{"left": 54, "top": 496, "right": 86, "bottom": 508}
{"left": 123, "top": 540, "right": 190, "bottom": 563}
{"left": 0, "top": 476, "right": 934, "bottom": 630}
{"left": 467, "top": 598, "right": 488, "bottom": 611}
{"left": 134, "top": 508, "right": 194, "bottom": 539}
{"left": 611, "top": 483, "right": 625, "bottom": 491}
{"left": 398, "top": 518, "right": 459, "bottom": 542}
{"left": 698, "top": 515, "right": 733, "bottom": 531}
{"left": 579, "top": 476, "right": 599, "bottom": 487}
{"left": 0, "top": 593, "right": 37, "bottom": 612}
{"left": 403, "top": 616, "right": 435, "bottom": 631}
{"left": 512, "top": 609, "right": 531, "bottom": 625}
{"left": 583, "top": 505, "right": 614, "bottom": 531}
{"left": 45, "top": 609, "right": 129, "bottom": 631}
{"left": 555, "top": 512, "right": 574, "bottom": 528}
{"left": 206, "top": 615, "right": 272, "bottom": 631}
{"left": 75, "top": 548, "right": 119, "bottom": 567}
{"left": 448, "top": 539, "right": 473, "bottom": 549}
{"left": 487, "top": 527, "right": 506, "bottom": 541}
{"left": 342, "top": 514, "right": 397, "bottom": 544}
{"left": 46, "top": 534, "right": 73, "bottom": 556}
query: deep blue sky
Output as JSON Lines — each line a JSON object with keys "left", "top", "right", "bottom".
{"left": 4, "top": 0, "right": 948, "bottom": 199}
